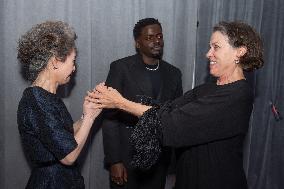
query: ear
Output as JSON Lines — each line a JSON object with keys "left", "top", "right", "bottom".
{"left": 135, "top": 40, "right": 140, "bottom": 49}
{"left": 237, "top": 46, "right": 247, "bottom": 58}
{"left": 48, "top": 56, "right": 60, "bottom": 70}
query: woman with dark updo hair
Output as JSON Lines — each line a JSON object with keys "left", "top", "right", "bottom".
{"left": 90, "top": 21, "right": 264, "bottom": 189}
{"left": 17, "top": 21, "right": 101, "bottom": 189}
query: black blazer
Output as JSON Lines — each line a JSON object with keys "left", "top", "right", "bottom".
{"left": 102, "top": 54, "right": 183, "bottom": 167}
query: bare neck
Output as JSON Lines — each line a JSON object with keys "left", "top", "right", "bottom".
{"left": 217, "top": 66, "right": 245, "bottom": 85}
{"left": 32, "top": 70, "right": 58, "bottom": 94}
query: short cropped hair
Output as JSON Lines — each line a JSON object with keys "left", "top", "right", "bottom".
{"left": 213, "top": 21, "right": 264, "bottom": 71}
{"left": 17, "top": 21, "right": 77, "bottom": 81}
{"left": 133, "top": 18, "right": 162, "bottom": 40}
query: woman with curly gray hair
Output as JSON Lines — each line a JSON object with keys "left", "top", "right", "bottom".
{"left": 17, "top": 21, "right": 101, "bottom": 189}
{"left": 91, "top": 21, "right": 264, "bottom": 189}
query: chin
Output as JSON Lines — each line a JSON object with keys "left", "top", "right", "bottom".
{"left": 209, "top": 70, "right": 218, "bottom": 77}
{"left": 152, "top": 53, "right": 162, "bottom": 59}
{"left": 61, "top": 78, "right": 70, "bottom": 85}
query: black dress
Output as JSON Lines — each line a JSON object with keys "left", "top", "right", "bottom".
{"left": 17, "top": 87, "right": 84, "bottom": 189}
{"left": 131, "top": 80, "right": 253, "bottom": 189}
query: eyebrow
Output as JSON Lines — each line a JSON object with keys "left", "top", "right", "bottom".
{"left": 146, "top": 32, "right": 163, "bottom": 35}
{"left": 209, "top": 42, "right": 220, "bottom": 46}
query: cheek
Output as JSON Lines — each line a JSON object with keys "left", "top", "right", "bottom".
{"left": 146, "top": 42, "right": 154, "bottom": 47}
{"left": 214, "top": 51, "right": 221, "bottom": 58}
{"left": 215, "top": 51, "right": 228, "bottom": 63}
{"left": 208, "top": 49, "right": 218, "bottom": 59}
{"left": 62, "top": 66, "right": 72, "bottom": 76}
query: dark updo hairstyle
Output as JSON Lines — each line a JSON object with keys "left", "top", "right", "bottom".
{"left": 17, "top": 21, "right": 77, "bottom": 81}
{"left": 133, "top": 18, "right": 162, "bottom": 40}
{"left": 213, "top": 21, "right": 264, "bottom": 71}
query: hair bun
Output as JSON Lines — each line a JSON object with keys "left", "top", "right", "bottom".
{"left": 241, "top": 57, "right": 264, "bottom": 72}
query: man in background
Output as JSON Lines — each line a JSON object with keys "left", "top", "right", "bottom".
{"left": 102, "top": 17, "right": 183, "bottom": 189}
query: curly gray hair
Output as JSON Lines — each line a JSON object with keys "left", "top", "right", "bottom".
{"left": 17, "top": 21, "right": 77, "bottom": 81}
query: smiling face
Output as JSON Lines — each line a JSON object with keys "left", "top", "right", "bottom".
{"left": 206, "top": 31, "right": 240, "bottom": 79}
{"left": 55, "top": 49, "right": 76, "bottom": 85}
{"left": 135, "top": 24, "right": 164, "bottom": 59}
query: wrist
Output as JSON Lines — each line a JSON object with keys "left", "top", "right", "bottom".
{"left": 118, "top": 98, "right": 129, "bottom": 110}
{"left": 81, "top": 113, "right": 95, "bottom": 122}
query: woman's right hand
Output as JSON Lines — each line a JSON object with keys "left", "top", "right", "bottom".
{"left": 83, "top": 93, "right": 102, "bottom": 121}
{"left": 89, "top": 83, "right": 151, "bottom": 117}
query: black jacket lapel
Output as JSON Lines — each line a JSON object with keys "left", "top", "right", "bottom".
{"left": 157, "top": 62, "right": 171, "bottom": 102}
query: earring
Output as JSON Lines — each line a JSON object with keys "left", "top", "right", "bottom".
{"left": 235, "top": 60, "right": 240, "bottom": 64}
{"left": 52, "top": 62, "right": 58, "bottom": 70}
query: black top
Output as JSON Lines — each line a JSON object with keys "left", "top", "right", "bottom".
{"left": 145, "top": 70, "right": 161, "bottom": 99}
{"left": 131, "top": 80, "right": 253, "bottom": 189}
{"left": 17, "top": 87, "right": 84, "bottom": 189}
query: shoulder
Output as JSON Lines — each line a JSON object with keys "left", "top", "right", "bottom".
{"left": 233, "top": 80, "right": 253, "bottom": 99}
{"left": 23, "top": 87, "right": 61, "bottom": 111}
{"left": 107, "top": 55, "right": 140, "bottom": 76}
{"left": 18, "top": 87, "right": 44, "bottom": 120}
{"left": 110, "top": 54, "right": 139, "bottom": 67}
{"left": 185, "top": 82, "right": 215, "bottom": 97}
{"left": 160, "top": 60, "right": 181, "bottom": 75}
{"left": 215, "top": 80, "right": 253, "bottom": 102}
{"left": 18, "top": 87, "right": 34, "bottom": 111}
{"left": 18, "top": 87, "right": 43, "bottom": 107}
{"left": 192, "top": 82, "right": 215, "bottom": 92}
{"left": 221, "top": 80, "right": 252, "bottom": 96}
{"left": 191, "top": 80, "right": 252, "bottom": 98}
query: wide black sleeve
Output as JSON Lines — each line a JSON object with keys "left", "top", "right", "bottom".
{"left": 130, "top": 94, "right": 192, "bottom": 170}
{"left": 102, "top": 62, "right": 124, "bottom": 166}
{"left": 160, "top": 88, "right": 252, "bottom": 147}
{"left": 130, "top": 86, "right": 252, "bottom": 169}
{"left": 130, "top": 107, "right": 162, "bottom": 170}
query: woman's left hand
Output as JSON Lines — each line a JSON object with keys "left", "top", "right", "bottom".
{"left": 87, "top": 83, "right": 125, "bottom": 109}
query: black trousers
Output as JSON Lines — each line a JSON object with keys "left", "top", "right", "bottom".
{"left": 109, "top": 161, "right": 168, "bottom": 189}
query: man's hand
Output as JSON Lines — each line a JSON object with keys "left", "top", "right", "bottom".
{"left": 110, "top": 162, "right": 127, "bottom": 185}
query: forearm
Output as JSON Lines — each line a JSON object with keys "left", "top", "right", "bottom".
{"left": 93, "top": 83, "right": 151, "bottom": 116}
{"left": 118, "top": 98, "right": 151, "bottom": 117}
{"left": 60, "top": 116, "right": 94, "bottom": 165}
{"left": 73, "top": 119, "right": 82, "bottom": 134}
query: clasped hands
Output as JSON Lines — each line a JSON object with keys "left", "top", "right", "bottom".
{"left": 85, "top": 83, "right": 124, "bottom": 109}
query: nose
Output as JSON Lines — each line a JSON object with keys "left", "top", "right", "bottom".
{"left": 206, "top": 48, "right": 212, "bottom": 59}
